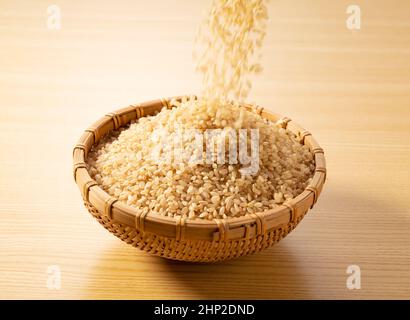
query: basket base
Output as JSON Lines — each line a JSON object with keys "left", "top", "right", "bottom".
{"left": 84, "top": 200, "right": 305, "bottom": 263}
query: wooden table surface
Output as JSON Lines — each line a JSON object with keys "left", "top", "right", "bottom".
{"left": 1, "top": 0, "right": 409, "bottom": 300}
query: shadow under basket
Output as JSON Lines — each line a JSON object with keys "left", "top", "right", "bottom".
{"left": 73, "top": 96, "right": 327, "bottom": 262}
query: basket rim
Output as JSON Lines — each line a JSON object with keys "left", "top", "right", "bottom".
{"left": 73, "top": 96, "right": 326, "bottom": 242}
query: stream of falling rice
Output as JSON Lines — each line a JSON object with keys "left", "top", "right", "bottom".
{"left": 194, "top": 0, "right": 269, "bottom": 104}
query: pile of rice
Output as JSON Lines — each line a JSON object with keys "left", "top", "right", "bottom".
{"left": 87, "top": 0, "right": 315, "bottom": 221}
{"left": 88, "top": 98, "right": 315, "bottom": 220}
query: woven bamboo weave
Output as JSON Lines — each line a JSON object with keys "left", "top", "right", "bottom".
{"left": 73, "top": 97, "right": 326, "bottom": 262}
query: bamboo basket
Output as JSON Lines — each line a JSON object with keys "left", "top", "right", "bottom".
{"left": 73, "top": 96, "right": 326, "bottom": 262}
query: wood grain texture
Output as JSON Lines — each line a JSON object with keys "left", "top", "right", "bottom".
{"left": 0, "top": 0, "right": 409, "bottom": 299}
